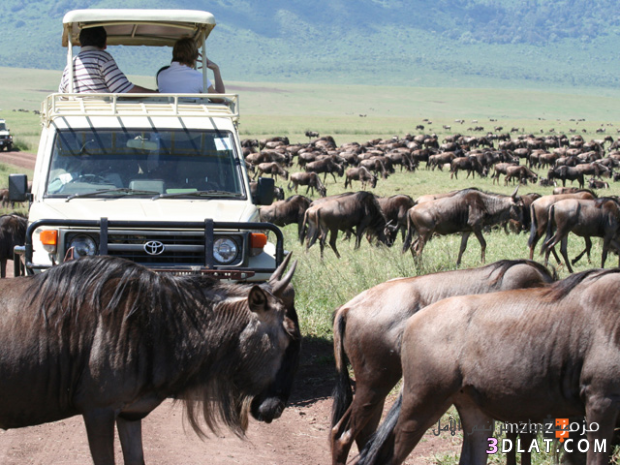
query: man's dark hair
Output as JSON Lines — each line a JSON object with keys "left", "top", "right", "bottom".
{"left": 79, "top": 26, "right": 107, "bottom": 49}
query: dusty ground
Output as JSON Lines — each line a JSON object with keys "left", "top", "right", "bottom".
{"left": 0, "top": 149, "right": 459, "bottom": 464}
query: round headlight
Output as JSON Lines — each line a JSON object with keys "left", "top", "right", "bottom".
{"left": 69, "top": 234, "right": 98, "bottom": 257}
{"left": 213, "top": 237, "right": 238, "bottom": 264}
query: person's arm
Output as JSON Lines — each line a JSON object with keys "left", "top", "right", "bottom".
{"left": 127, "top": 84, "right": 158, "bottom": 94}
{"left": 206, "top": 60, "right": 225, "bottom": 94}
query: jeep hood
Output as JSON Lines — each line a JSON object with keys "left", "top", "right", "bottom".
{"left": 29, "top": 198, "right": 259, "bottom": 224}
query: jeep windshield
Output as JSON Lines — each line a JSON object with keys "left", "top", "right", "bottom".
{"left": 45, "top": 128, "right": 246, "bottom": 199}
{"left": 0, "top": 123, "right": 6, "bottom": 131}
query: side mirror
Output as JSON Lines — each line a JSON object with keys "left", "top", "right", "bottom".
{"left": 9, "top": 174, "right": 28, "bottom": 202}
{"left": 253, "top": 177, "right": 275, "bottom": 206}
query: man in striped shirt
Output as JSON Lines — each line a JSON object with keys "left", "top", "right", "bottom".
{"left": 59, "top": 26, "right": 156, "bottom": 94}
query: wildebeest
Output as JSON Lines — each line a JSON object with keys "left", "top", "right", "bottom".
{"left": 402, "top": 188, "right": 523, "bottom": 266}
{"left": 449, "top": 156, "right": 486, "bottom": 179}
{"left": 287, "top": 171, "right": 327, "bottom": 197}
{"left": 305, "top": 158, "right": 345, "bottom": 183}
{"left": 588, "top": 177, "right": 610, "bottom": 189}
{"left": 0, "top": 213, "right": 27, "bottom": 278}
{"left": 330, "top": 260, "right": 555, "bottom": 465}
{"left": 503, "top": 165, "right": 538, "bottom": 185}
{"left": 344, "top": 166, "right": 377, "bottom": 189}
{"left": 254, "top": 162, "right": 289, "bottom": 181}
{"left": 0, "top": 255, "right": 300, "bottom": 465}
{"left": 259, "top": 195, "right": 312, "bottom": 241}
{"left": 542, "top": 197, "right": 620, "bottom": 272}
{"left": 357, "top": 269, "right": 620, "bottom": 465}
{"left": 376, "top": 195, "right": 415, "bottom": 244}
{"left": 302, "top": 192, "right": 390, "bottom": 258}
{"left": 548, "top": 165, "right": 585, "bottom": 188}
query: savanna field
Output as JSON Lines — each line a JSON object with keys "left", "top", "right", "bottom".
{"left": 2, "top": 69, "right": 620, "bottom": 464}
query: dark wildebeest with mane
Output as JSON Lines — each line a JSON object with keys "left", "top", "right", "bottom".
{"left": 254, "top": 161, "right": 289, "bottom": 181}
{"left": 287, "top": 171, "right": 327, "bottom": 197}
{"left": 0, "top": 213, "right": 27, "bottom": 278}
{"left": 357, "top": 269, "right": 620, "bottom": 465}
{"left": 542, "top": 197, "right": 620, "bottom": 272}
{"left": 344, "top": 166, "right": 377, "bottom": 189}
{"left": 330, "top": 260, "right": 555, "bottom": 465}
{"left": 0, "top": 255, "right": 300, "bottom": 465}
{"left": 402, "top": 188, "right": 523, "bottom": 266}
{"left": 305, "top": 158, "right": 344, "bottom": 183}
{"left": 302, "top": 192, "right": 390, "bottom": 259}
{"left": 376, "top": 195, "right": 415, "bottom": 244}
{"left": 259, "top": 195, "right": 312, "bottom": 241}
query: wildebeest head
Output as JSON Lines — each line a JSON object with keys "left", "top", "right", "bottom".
{"left": 370, "top": 174, "right": 378, "bottom": 189}
{"left": 249, "top": 254, "right": 300, "bottom": 423}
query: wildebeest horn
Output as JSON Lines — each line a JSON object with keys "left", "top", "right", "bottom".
{"left": 511, "top": 186, "right": 520, "bottom": 199}
{"left": 269, "top": 252, "right": 293, "bottom": 286}
{"left": 271, "top": 260, "right": 297, "bottom": 297}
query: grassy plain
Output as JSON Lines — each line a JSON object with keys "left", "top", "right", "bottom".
{"left": 2, "top": 67, "right": 620, "bottom": 463}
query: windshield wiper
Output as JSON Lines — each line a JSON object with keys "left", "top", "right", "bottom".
{"left": 151, "top": 190, "right": 244, "bottom": 200}
{"left": 65, "top": 188, "right": 161, "bottom": 202}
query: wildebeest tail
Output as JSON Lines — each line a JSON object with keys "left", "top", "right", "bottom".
{"left": 331, "top": 308, "right": 354, "bottom": 430}
{"left": 299, "top": 208, "right": 310, "bottom": 245}
{"left": 356, "top": 394, "right": 402, "bottom": 465}
{"left": 542, "top": 203, "right": 556, "bottom": 252}
{"left": 526, "top": 203, "right": 538, "bottom": 249}
{"left": 402, "top": 211, "right": 415, "bottom": 253}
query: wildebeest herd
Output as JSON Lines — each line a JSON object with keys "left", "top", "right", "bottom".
{"left": 5, "top": 130, "right": 620, "bottom": 465}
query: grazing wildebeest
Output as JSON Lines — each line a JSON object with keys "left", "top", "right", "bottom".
{"left": 344, "top": 166, "right": 377, "bottom": 189}
{"left": 0, "top": 254, "right": 300, "bottom": 465}
{"left": 305, "top": 158, "right": 345, "bottom": 183}
{"left": 357, "top": 269, "right": 620, "bottom": 465}
{"left": 503, "top": 165, "right": 538, "bottom": 185}
{"left": 376, "top": 195, "right": 415, "bottom": 244}
{"left": 0, "top": 213, "right": 27, "bottom": 278}
{"left": 449, "top": 157, "right": 485, "bottom": 179}
{"left": 491, "top": 162, "right": 518, "bottom": 185}
{"left": 254, "top": 161, "right": 289, "bottom": 181}
{"left": 402, "top": 188, "right": 523, "bottom": 266}
{"left": 259, "top": 195, "right": 312, "bottom": 241}
{"left": 302, "top": 192, "right": 390, "bottom": 259}
{"left": 542, "top": 197, "right": 620, "bottom": 272}
{"left": 527, "top": 191, "right": 598, "bottom": 264}
{"left": 330, "top": 260, "right": 555, "bottom": 465}
{"left": 548, "top": 165, "right": 585, "bottom": 188}
{"left": 589, "top": 177, "right": 610, "bottom": 189}
{"left": 287, "top": 171, "right": 327, "bottom": 197}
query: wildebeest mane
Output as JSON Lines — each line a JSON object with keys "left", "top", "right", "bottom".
{"left": 27, "top": 256, "right": 264, "bottom": 438}
{"left": 545, "top": 268, "right": 620, "bottom": 302}
{"left": 484, "top": 259, "right": 555, "bottom": 288}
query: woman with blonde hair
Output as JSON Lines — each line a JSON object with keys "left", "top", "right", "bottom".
{"left": 157, "top": 37, "right": 225, "bottom": 94}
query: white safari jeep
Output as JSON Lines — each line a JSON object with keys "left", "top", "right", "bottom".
{"left": 11, "top": 9, "right": 282, "bottom": 281}
{"left": 0, "top": 119, "right": 13, "bottom": 152}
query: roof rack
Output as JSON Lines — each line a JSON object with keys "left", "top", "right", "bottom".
{"left": 41, "top": 93, "right": 239, "bottom": 126}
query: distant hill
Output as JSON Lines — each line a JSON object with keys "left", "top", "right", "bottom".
{"left": 1, "top": 0, "right": 620, "bottom": 90}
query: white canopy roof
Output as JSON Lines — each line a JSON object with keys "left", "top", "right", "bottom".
{"left": 62, "top": 9, "right": 216, "bottom": 47}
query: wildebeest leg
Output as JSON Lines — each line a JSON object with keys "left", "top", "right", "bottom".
{"left": 117, "top": 417, "right": 145, "bottom": 465}
{"left": 559, "top": 236, "right": 574, "bottom": 273}
{"left": 474, "top": 229, "right": 487, "bottom": 264}
{"left": 584, "top": 395, "right": 618, "bottom": 465}
{"left": 329, "top": 227, "right": 341, "bottom": 259}
{"left": 0, "top": 259, "right": 5, "bottom": 278}
{"left": 455, "top": 401, "right": 494, "bottom": 465}
{"left": 456, "top": 232, "right": 471, "bottom": 266}
{"left": 331, "top": 172, "right": 338, "bottom": 183}
{"left": 83, "top": 409, "right": 116, "bottom": 465}
{"left": 571, "top": 237, "right": 592, "bottom": 266}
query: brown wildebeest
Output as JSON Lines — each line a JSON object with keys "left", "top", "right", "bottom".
{"left": 356, "top": 269, "right": 620, "bottom": 465}
{"left": 305, "top": 158, "right": 345, "bottom": 183}
{"left": 552, "top": 187, "right": 598, "bottom": 196}
{"left": 254, "top": 161, "right": 289, "bottom": 181}
{"left": 491, "top": 162, "right": 518, "bottom": 185}
{"left": 344, "top": 166, "right": 377, "bottom": 189}
{"left": 503, "top": 165, "right": 538, "bottom": 185}
{"left": 542, "top": 197, "right": 620, "bottom": 272}
{"left": 302, "top": 192, "right": 390, "bottom": 259}
{"left": 0, "top": 213, "right": 27, "bottom": 277}
{"left": 449, "top": 156, "right": 485, "bottom": 179}
{"left": 588, "top": 178, "right": 610, "bottom": 189}
{"left": 259, "top": 195, "right": 312, "bottom": 241}
{"left": 330, "top": 260, "right": 555, "bottom": 465}
{"left": 359, "top": 158, "right": 391, "bottom": 179}
{"left": 548, "top": 165, "right": 585, "bottom": 188}
{"left": 287, "top": 171, "right": 327, "bottom": 197}
{"left": 376, "top": 195, "right": 415, "bottom": 244}
{"left": 426, "top": 152, "right": 456, "bottom": 171}
{"left": 0, "top": 254, "right": 300, "bottom": 465}
{"left": 402, "top": 188, "right": 523, "bottom": 266}
{"left": 527, "top": 191, "right": 597, "bottom": 263}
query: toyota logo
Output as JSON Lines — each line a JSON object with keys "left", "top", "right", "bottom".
{"left": 144, "top": 240, "right": 165, "bottom": 256}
